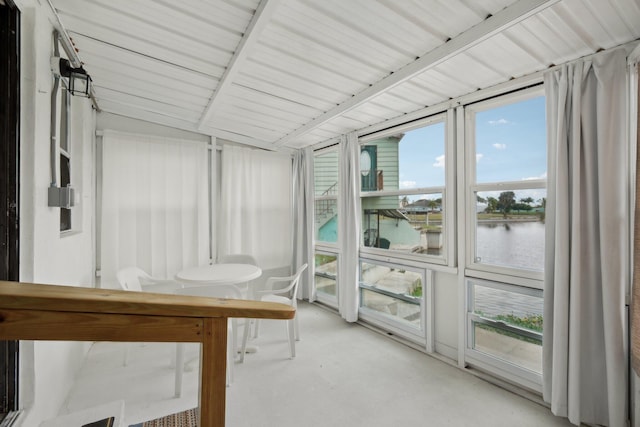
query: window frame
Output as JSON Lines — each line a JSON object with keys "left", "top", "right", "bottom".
{"left": 358, "top": 257, "right": 434, "bottom": 351}
{"left": 313, "top": 146, "right": 340, "bottom": 308}
{"left": 313, "top": 145, "right": 340, "bottom": 251}
{"left": 465, "top": 277, "right": 543, "bottom": 392}
{"left": 314, "top": 249, "right": 339, "bottom": 308}
{"left": 58, "top": 83, "right": 72, "bottom": 233}
{"left": 358, "top": 111, "right": 455, "bottom": 267}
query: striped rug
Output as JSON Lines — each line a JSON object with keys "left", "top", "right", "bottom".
{"left": 130, "top": 408, "right": 198, "bottom": 427}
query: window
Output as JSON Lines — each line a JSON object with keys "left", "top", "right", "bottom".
{"left": 315, "top": 252, "right": 337, "bottom": 299}
{"left": 314, "top": 148, "right": 339, "bottom": 244}
{"left": 360, "top": 260, "right": 422, "bottom": 328}
{"left": 466, "top": 90, "right": 546, "bottom": 277}
{"left": 466, "top": 278, "right": 543, "bottom": 389}
{"left": 360, "top": 115, "right": 448, "bottom": 262}
{"left": 359, "top": 259, "right": 432, "bottom": 347}
{"left": 464, "top": 87, "right": 546, "bottom": 389}
{"left": 314, "top": 147, "right": 339, "bottom": 307}
{"left": 59, "top": 86, "right": 72, "bottom": 232}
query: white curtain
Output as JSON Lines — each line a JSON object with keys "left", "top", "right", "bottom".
{"left": 338, "top": 132, "right": 361, "bottom": 322}
{"left": 543, "top": 48, "right": 628, "bottom": 426}
{"left": 101, "top": 130, "right": 210, "bottom": 286}
{"left": 292, "top": 148, "right": 315, "bottom": 300}
{"left": 219, "top": 145, "right": 292, "bottom": 271}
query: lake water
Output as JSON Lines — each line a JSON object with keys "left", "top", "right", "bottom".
{"left": 476, "top": 221, "right": 545, "bottom": 271}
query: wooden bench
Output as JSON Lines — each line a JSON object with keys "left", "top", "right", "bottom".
{"left": 0, "top": 281, "right": 295, "bottom": 427}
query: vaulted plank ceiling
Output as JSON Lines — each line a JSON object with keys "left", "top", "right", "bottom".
{"left": 51, "top": 0, "right": 640, "bottom": 150}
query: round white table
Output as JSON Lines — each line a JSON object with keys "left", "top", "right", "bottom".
{"left": 175, "top": 263, "right": 263, "bottom": 364}
{"left": 175, "top": 263, "right": 262, "bottom": 286}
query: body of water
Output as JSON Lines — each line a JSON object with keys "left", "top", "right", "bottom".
{"left": 476, "top": 221, "right": 545, "bottom": 271}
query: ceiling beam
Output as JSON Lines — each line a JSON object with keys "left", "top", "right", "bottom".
{"left": 274, "top": 0, "right": 560, "bottom": 146}
{"left": 197, "top": 0, "right": 282, "bottom": 130}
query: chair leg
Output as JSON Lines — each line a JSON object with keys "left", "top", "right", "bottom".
{"left": 122, "top": 344, "right": 129, "bottom": 367}
{"left": 287, "top": 319, "right": 296, "bottom": 359}
{"left": 174, "top": 343, "right": 185, "bottom": 397}
{"left": 231, "top": 318, "right": 238, "bottom": 361}
{"left": 226, "top": 320, "right": 234, "bottom": 386}
{"left": 294, "top": 314, "right": 300, "bottom": 341}
{"left": 239, "top": 318, "right": 251, "bottom": 363}
{"left": 253, "top": 319, "right": 261, "bottom": 339}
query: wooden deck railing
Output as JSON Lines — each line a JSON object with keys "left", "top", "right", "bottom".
{"left": 0, "top": 281, "right": 295, "bottom": 427}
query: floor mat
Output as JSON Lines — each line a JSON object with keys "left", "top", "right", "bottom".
{"left": 129, "top": 408, "right": 198, "bottom": 427}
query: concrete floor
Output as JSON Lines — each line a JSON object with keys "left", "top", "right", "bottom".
{"left": 61, "top": 302, "right": 574, "bottom": 427}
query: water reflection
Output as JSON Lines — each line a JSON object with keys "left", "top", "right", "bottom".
{"left": 476, "top": 221, "right": 544, "bottom": 271}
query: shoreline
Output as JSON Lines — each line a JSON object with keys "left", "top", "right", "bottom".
{"left": 477, "top": 217, "right": 543, "bottom": 223}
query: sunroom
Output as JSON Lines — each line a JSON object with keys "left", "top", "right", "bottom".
{"left": 1, "top": 0, "right": 640, "bottom": 426}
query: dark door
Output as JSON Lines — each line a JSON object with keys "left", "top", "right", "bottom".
{"left": 0, "top": 0, "right": 20, "bottom": 422}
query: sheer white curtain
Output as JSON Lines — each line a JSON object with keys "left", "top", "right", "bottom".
{"left": 292, "top": 148, "right": 315, "bottom": 300}
{"left": 338, "top": 132, "right": 360, "bottom": 322}
{"left": 219, "top": 145, "right": 292, "bottom": 271}
{"left": 543, "top": 48, "right": 628, "bottom": 427}
{"left": 100, "top": 130, "right": 210, "bottom": 286}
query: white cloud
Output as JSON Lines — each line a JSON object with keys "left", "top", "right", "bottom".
{"left": 489, "top": 118, "right": 511, "bottom": 125}
{"left": 476, "top": 153, "right": 483, "bottom": 163}
{"left": 522, "top": 171, "right": 547, "bottom": 181}
{"left": 433, "top": 155, "right": 445, "bottom": 168}
{"left": 492, "top": 143, "right": 507, "bottom": 150}
{"left": 400, "top": 180, "right": 417, "bottom": 189}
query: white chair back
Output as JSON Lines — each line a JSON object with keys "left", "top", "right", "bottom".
{"left": 219, "top": 254, "right": 258, "bottom": 266}
{"left": 116, "top": 267, "right": 150, "bottom": 292}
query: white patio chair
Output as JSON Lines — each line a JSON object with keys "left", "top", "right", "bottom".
{"left": 247, "top": 263, "right": 308, "bottom": 359}
{"left": 115, "top": 267, "right": 182, "bottom": 367}
{"left": 218, "top": 253, "right": 258, "bottom": 266}
{"left": 116, "top": 266, "right": 182, "bottom": 294}
{"left": 173, "top": 284, "right": 245, "bottom": 395}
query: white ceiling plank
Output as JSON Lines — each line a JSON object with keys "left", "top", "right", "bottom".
{"left": 233, "top": 74, "right": 333, "bottom": 112}
{"left": 56, "top": 8, "right": 234, "bottom": 70}
{"left": 274, "top": 0, "right": 560, "bottom": 146}
{"left": 73, "top": 37, "right": 220, "bottom": 90}
{"left": 198, "top": 0, "right": 284, "bottom": 129}
{"left": 99, "top": 100, "right": 287, "bottom": 152}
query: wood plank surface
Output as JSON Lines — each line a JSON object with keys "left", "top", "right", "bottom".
{"left": 0, "top": 309, "right": 204, "bottom": 342}
{"left": 0, "top": 281, "right": 295, "bottom": 320}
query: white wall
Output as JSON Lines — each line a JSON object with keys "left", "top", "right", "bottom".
{"left": 17, "top": 2, "right": 96, "bottom": 425}
{"left": 433, "top": 271, "right": 458, "bottom": 361}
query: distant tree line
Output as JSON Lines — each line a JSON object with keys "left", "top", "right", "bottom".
{"left": 477, "top": 192, "right": 545, "bottom": 219}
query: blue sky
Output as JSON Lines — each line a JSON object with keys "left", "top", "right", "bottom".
{"left": 397, "top": 96, "right": 546, "bottom": 202}
{"left": 475, "top": 96, "right": 546, "bottom": 183}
